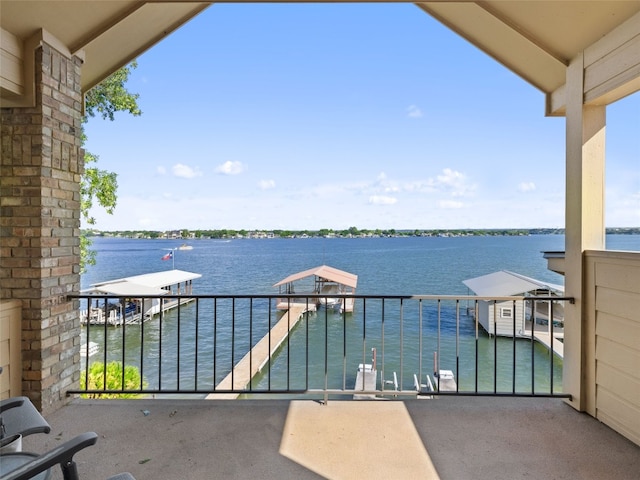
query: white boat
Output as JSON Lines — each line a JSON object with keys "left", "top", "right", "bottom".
{"left": 80, "top": 269, "right": 201, "bottom": 326}
{"left": 178, "top": 244, "right": 193, "bottom": 250}
{"left": 80, "top": 341, "right": 99, "bottom": 357}
{"left": 317, "top": 283, "right": 342, "bottom": 308}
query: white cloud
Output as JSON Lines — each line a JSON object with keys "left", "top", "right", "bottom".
{"left": 156, "top": 166, "right": 166, "bottom": 175}
{"left": 369, "top": 195, "right": 398, "bottom": 205}
{"left": 403, "top": 180, "right": 438, "bottom": 194}
{"left": 216, "top": 160, "right": 247, "bottom": 175}
{"left": 172, "top": 163, "right": 202, "bottom": 179}
{"left": 401, "top": 169, "right": 474, "bottom": 196}
{"left": 259, "top": 179, "right": 276, "bottom": 190}
{"left": 437, "top": 168, "right": 463, "bottom": 187}
{"left": 518, "top": 182, "right": 536, "bottom": 192}
{"left": 438, "top": 200, "right": 464, "bottom": 209}
{"left": 435, "top": 168, "right": 475, "bottom": 197}
{"left": 406, "top": 105, "right": 423, "bottom": 118}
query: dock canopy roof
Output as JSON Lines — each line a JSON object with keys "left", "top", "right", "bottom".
{"left": 463, "top": 270, "right": 564, "bottom": 297}
{"left": 86, "top": 269, "right": 201, "bottom": 296}
{"left": 273, "top": 265, "right": 358, "bottom": 289}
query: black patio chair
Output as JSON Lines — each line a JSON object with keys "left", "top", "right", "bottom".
{"left": 0, "top": 431, "right": 136, "bottom": 480}
{"left": 0, "top": 397, "right": 51, "bottom": 441}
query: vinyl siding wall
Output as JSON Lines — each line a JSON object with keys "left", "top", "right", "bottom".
{"left": 584, "top": 250, "right": 640, "bottom": 446}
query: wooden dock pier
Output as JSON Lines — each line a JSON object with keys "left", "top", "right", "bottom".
{"left": 528, "top": 330, "right": 564, "bottom": 359}
{"left": 353, "top": 364, "right": 378, "bottom": 399}
{"left": 207, "top": 305, "right": 310, "bottom": 399}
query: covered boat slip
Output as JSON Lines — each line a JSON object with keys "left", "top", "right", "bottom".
{"left": 273, "top": 265, "right": 358, "bottom": 313}
{"left": 463, "top": 270, "right": 565, "bottom": 357}
{"left": 81, "top": 269, "right": 202, "bottom": 326}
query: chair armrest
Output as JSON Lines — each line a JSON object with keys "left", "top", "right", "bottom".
{"left": 0, "top": 398, "right": 25, "bottom": 413}
{"left": 0, "top": 431, "right": 98, "bottom": 480}
{"left": 0, "top": 397, "right": 51, "bottom": 438}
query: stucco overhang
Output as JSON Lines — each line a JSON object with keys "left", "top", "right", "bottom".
{"left": 1, "top": 1, "right": 639, "bottom": 112}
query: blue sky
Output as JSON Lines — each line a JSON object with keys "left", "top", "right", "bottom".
{"left": 84, "top": 4, "right": 639, "bottom": 231}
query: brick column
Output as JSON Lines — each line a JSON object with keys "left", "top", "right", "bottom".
{"left": 0, "top": 42, "right": 83, "bottom": 413}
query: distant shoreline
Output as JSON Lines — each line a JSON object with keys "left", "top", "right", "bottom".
{"left": 83, "top": 227, "right": 640, "bottom": 240}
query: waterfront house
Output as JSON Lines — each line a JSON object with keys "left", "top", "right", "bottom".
{"left": 1, "top": 3, "right": 639, "bottom": 474}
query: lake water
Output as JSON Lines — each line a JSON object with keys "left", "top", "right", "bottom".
{"left": 81, "top": 234, "right": 640, "bottom": 396}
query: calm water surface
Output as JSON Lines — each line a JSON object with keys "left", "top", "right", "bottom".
{"left": 81, "top": 234, "right": 640, "bottom": 396}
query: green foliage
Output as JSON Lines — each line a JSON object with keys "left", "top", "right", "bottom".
{"left": 84, "top": 61, "right": 142, "bottom": 121}
{"left": 80, "top": 361, "right": 147, "bottom": 399}
{"left": 80, "top": 62, "right": 141, "bottom": 272}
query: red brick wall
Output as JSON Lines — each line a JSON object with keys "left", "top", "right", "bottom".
{"left": 0, "top": 42, "right": 83, "bottom": 413}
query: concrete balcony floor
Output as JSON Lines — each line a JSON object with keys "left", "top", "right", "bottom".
{"left": 24, "top": 397, "right": 640, "bottom": 480}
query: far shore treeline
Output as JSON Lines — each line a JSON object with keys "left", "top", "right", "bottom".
{"left": 84, "top": 227, "right": 640, "bottom": 240}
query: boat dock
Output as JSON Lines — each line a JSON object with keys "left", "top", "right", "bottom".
{"left": 273, "top": 265, "right": 358, "bottom": 313}
{"left": 81, "top": 269, "right": 201, "bottom": 326}
{"left": 207, "top": 305, "right": 311, "bottom": 399}
{"left": 526, "top": 329, "right": 564, "bottom": 359}
{"left": 435, "top": 370, "right": 457, "bottom": 391}
{"left": 353, "top": 348, "right": 379, "bottom": 399}
{"left": 353, "top": 363, "right": 378, "bottom": 399}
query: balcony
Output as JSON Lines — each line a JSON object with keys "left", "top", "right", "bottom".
{"left": 14, "top": 293, "right": 633, "bottom": 479}
{"left": 21, "top": 397, "right": 640, "bottom": 479}
{"left": 6, "top": 292, "right": 640, "bottom": 479}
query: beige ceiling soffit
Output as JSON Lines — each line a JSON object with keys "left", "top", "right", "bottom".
{"left": 69, "top": 3, "right": 146, "bottom": 55}
{"left": 415, "top": 2, "right": 566, "bottom": 93}
{"left": 475, "top": 1, "right": 566, "bottom": 65}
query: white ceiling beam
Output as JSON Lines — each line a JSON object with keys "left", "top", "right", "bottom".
{"left": 584, "top": 10, "right": 640, "bottom": 106}
{"left": 548, "top": 10, "right": 640, "bottom": 116}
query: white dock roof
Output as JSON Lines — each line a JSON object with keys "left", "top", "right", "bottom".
{"left": 91, "top": 282, "right": 169, "bottom": 297}
{"left": 463, "top": 270, "right": 563, "bottom": 297}
{"left": 274, "top": 265, "right": 358, "bottom": 289}
{"left": 89, "top": 269, "right": 201, "bottom": 296}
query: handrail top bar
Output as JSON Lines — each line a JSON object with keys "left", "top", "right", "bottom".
{"left": 68, "top": 293, "right": 574, "bottom": 302}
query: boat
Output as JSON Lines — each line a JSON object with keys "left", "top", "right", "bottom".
{"left": 317, "top": 283, "right": 342, "bottom": 308}
{"left": 80, "top": 269, "right": 202, "bottom": 326}
{"left": 80, "top": 341, "right": 99, "bottom": 358}
{"left": 273, "top": 265, "right": 358, "bottom": 313}
{"left": 178, "top": 244, "right": 193, "bottom": 250}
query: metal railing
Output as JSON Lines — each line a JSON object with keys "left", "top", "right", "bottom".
{"left": 68, "top": 293, "right": 572, "bottom": 401}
